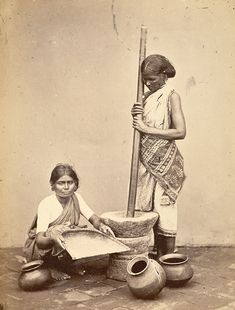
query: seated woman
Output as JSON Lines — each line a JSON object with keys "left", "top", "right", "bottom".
{"left": 23, "top": 163, "right": 114, "bottom": 280}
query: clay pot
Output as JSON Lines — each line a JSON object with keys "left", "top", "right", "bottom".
{"left": 159, "top": 253, "right": 194, "bottom": 287}
{"left": 18, "top": 260, "right": 52, "bottom": 291}
{"left": 126, "top": 256, "right": 166, "bottom": 299}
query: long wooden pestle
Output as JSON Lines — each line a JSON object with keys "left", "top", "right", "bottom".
{"left": 127, "top": 26, "right": 147, "bottom": 217}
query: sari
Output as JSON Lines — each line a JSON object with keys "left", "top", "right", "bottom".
{"left": 23, "top": 194, "right": 80, "bottom": 262}
{"left": 136, "top": 85, "right": 185, "bottom": 212}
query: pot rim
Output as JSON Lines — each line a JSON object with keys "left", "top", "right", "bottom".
{"left": 127, "top": 255, "right": 149, "bottom": 276}
{"left": 159, "top": 253, "right": 189, "bottom": 265}
{"left": 21, "top": 260, "right": 44, "bottom": 272}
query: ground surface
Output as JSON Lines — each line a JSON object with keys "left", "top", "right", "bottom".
{"left": 0, "top": 247, "right": 235, "bottom": 310}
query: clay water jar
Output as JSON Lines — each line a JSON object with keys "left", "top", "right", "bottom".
{"left": 159, "top": 253, "right": 193, "bottom": 287}
{"left": 18, "top": 260, "right": 52, "bottom": 291}
{"left": 126, "top": 255, "right": 166, "bottom": 299}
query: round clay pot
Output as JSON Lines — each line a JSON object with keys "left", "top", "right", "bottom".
{"left": 126, "top": 256, "right": 166, "bottom": 299}
{"left": 159, "top": 253, "right": 194, "bottom": 287}
{"left": 18, "top": 260, "right": 52, "bottom": 291}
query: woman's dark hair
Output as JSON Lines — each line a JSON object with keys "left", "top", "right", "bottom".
{"left": 141, "top": 54, "right": 176, "bottom": 78}
{"left": 49, "top": 163, "right": 79, "bottom": 190}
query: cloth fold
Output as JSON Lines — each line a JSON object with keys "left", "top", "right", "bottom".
{"left": 140, "top": 135, "right": 185, "bottom": 203}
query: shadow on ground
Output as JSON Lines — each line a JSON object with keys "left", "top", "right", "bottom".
{"left": 0, "top": 247, "right": 235, "bottom": 310}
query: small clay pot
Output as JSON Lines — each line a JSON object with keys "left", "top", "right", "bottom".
{"left": 159, "top": 253, "right": 194, "bottom": 287}
{"left": 126, "top": 255, "right": 166, "bottom": 299}
{"left": 18, "top": 260, "right": 52, "bottom": 291}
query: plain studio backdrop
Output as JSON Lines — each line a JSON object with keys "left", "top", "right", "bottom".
{"left": 0, "top": 0, "right": 234, "bottom": 247}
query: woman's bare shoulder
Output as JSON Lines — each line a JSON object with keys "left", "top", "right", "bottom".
{"left": 169, "top": 90, "right": 182, "bottom": 107}
{"left": 170, "top": 90, "right": 181, "bottom": 100}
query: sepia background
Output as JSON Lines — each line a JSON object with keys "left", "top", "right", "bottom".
{"left": 0, "top": 0, "right": 234, "bottom": 247}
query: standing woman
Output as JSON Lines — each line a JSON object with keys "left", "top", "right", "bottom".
{"left": 131, "top": 54, "right": 186, "bottom": 258}
{"left": 23, "top": 163, "right": 114, "bottom": 280}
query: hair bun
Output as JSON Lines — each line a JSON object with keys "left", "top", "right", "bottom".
{"left": 141, "top": 54, "right": 176, "bottom": 78}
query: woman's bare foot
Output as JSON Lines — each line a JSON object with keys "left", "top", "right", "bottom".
{"left": 49, "top": 268, "right": 71, "bottom": 281}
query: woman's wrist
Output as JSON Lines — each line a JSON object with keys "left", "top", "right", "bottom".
{"left": 89, "top": 214, "right": 102, "bottom": 230}
{"left": 143, "top": 125, "right": 150, "bottom": 134}
{"left": 36, "top": 232, "right": 54, "bottom": 249}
